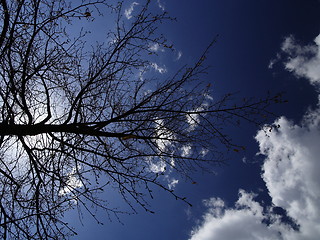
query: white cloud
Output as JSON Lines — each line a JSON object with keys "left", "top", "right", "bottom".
{"left": 149, "top": 120, "right": 188, "bottom": 189}
{"left": 151, "top": 62, "right": 167, "bottom": 74}
{"left": 124, "top": 2, "right": 139, "bottom": 20}
{"left": 149, "top": 43, "right": 164, "bottom": 52}
{"left": 281, "top": 34, "right": 320, "bottom": 85}
{"left": 255, "top": 106, "right": 320, "bottom": 240}
{"left": 190, "top": 147, "right": 320, "bottom": 240}
{"left": 154, "top": 119, "right": 174, "bottom": 152}
{"left": 147, "top": 119, "right": 175, "bottom": 174}
{"left": 268, "top": 53, "right": 280, "bottom": 69}
{"left": 181, "top": 145, "right": 192, "bottom": 157}
{"left": 157, "top": 0, "right": 165, "bottom": 11}
{"left": 175, "top": 50, "right": 183, "bottom": 61}
{"left": 148, "top": 158, "right": 166, "bottom": 173}
{"left": 168, "top": 178, "right": 179, "bottom": 190}
{"left": 188, "top": 34, "right": 320, "bottom": 240}
{"left": 138, "top": 68, "right": 145, "bottom": 81}
{"left": 59, "top": 167, "right": 83, "bottom": 197}
{"left": 189, "top": 190, "right": 283, "bottom": 240}
{"left": 200, "top": 148, "right": 209, "bottom": 157}
{"left": 203, "top": 92, "right": 213, "bottom": 100}
{"left": 186, "top": 104, "right": 208, "bottom": 131}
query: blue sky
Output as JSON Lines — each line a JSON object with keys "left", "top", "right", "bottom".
{"left": 65, "top": 1, "right": 320, "bottom": 239}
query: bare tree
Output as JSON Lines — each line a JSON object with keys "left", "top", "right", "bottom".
{"left": 0, "top": 0, "right": 282, "bottom": 238}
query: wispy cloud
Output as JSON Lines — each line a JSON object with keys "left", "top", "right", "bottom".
{"left": 124, "top": 2, "right": 139, "bottom": 20}
{"left": 157, "top": 0, "right": 165, "bottom": 11}
{"left": 268, "top": 53, "right": 280, "bottom": 69}
{"left": 168, "top": 178, "right": 179, "bottom": 190}
{"left": 151, "top": 62, "right": 167, "bottom": 74}
{"left": 175, "top": 50, "right": 183, "bottom": 61}
{"left": 188, "top": 34, "right": 320, "bottom": 240}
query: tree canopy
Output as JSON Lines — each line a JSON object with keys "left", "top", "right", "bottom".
{"left": 0, "top": 0, "right": 282, "bottom": 238}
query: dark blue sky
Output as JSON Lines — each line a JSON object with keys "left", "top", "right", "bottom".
{"left": 66, "top": 1, "right": 320, "bottom": 239}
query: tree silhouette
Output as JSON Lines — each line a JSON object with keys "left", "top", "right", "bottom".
{"left": 0, "top": 0, "right": 281, "bottom": 238}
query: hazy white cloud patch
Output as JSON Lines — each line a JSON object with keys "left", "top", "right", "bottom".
{"left": 167, "top": 178, "right": 179, "bottom": 190}
{"left": 154, "top": 119, "right": 175, "bottom": 152}
{"left": 281, "top": 34, "right": 320, "bottom": 85}
{"left": 200, "top": 148, "right": 209, "bottom": 157}
{"left": 175, "top": 50, "right": 183, "bottom": 61}
{"left": 59, "top": 167, "right": 83, "bottom": 197}
{"left": 148, "top": 158, "right": 166, "bottom": 173}
{"left": 181, "top": 145, "right": 192, "bottom": 157}
{"left": 268, "top": 53, "right": 281, "bottom": 69}
{"left": 107, "top": 36, "right": 119, "bottom": 46}
{"left": 157, "top": 0, "right": 165, "bottom": 11}
{"left": 124, "top": 2, "right": 139, "bottom": 20}
{"left": 149, "top": 119, "right": 187, "bottom": 189}
{"left": 186, "top": 113, "right": 199, "bottom": 131}
{"left": 189, "top": 34, "right": 320, "bottom": 240}
{"left": 148, "top": 159, "right": 180, "bottom": 189}
{"left": 138, "top": 68, "right": 146, "bottom": 81}
{"left": 151, "top": 62, "right": 167, "bottom": 74}
{"left": 186, "top": 103, "right": 208, "bottom": 131}
{"left": 203, "top": 92, "right": 213, "bottom": 101}
{"left": 147, "top": 119, "right": 175, "bottom": 174}
{"left": 185, "top": 206, "right": 193, "bottom": 220}
{"left": 149, "top": 43, "right": 165, "bottom": 52}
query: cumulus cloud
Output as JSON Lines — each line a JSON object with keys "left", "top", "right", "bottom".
{"left": 280, "top": 34, "right": 320, "bottom": 85}
{"left": 256, "top": 107, "right": 320, "bottom": 240}
{"left": 189, "top": 35, "right": 320, "bottom": 240}
{"left": 190, "top": 191, "right": 284, "bottom": 240}
{"left": 189, "top": 108, "right": 320, "bottom": 240}
{"left": 124, "top": 2, "right": 139, "bottom": 20}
